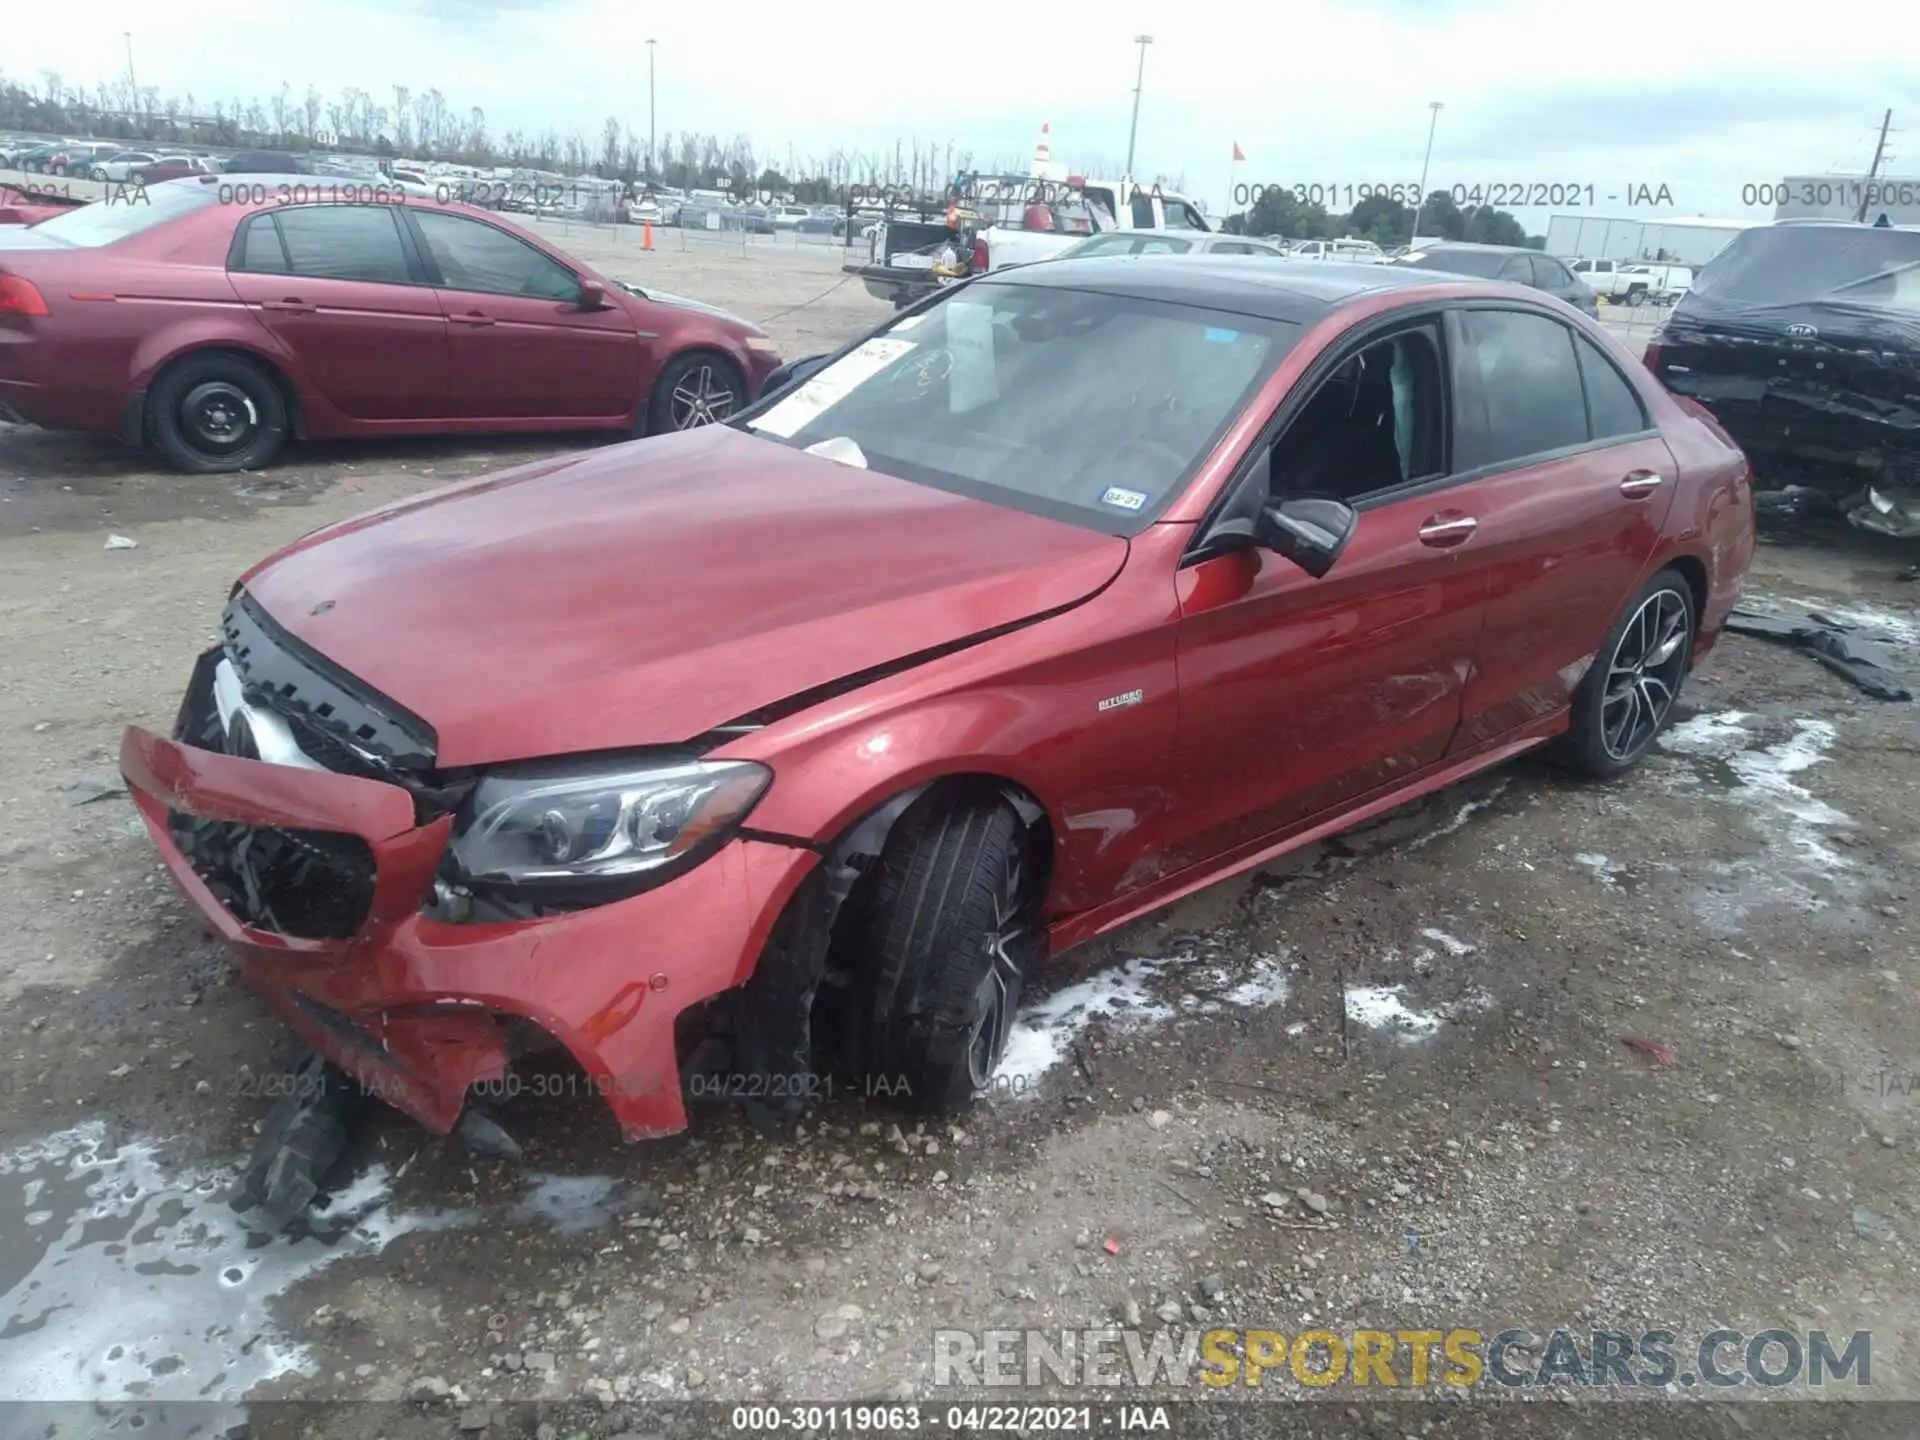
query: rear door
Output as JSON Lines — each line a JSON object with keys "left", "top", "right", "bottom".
{"left": 403, "top": 208, "right": 639, "bottom": 421}
{"left": 1442, "top": 305, "right": 1677, "bottom": 751}
{"left": 226, "top": 204, "right": 448, "bottom": 421}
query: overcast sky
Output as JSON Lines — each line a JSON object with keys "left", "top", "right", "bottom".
{"left": 9, "top": 0, "right": 1913, "bottom": 225}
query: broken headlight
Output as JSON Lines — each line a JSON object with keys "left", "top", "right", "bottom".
{"left": 446, "top": 757, "right": 771, "bottom": 897}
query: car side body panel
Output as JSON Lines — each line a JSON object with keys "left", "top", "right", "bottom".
{"left": 0, "top": 183, "right": 779, "bottom": 443}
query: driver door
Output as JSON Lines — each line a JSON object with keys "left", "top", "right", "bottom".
{"left": 402, "top": 208, "right": 639, "bottom": 421}
{"left": 1167, "top": 318, "right": 1492, "bottom": 869}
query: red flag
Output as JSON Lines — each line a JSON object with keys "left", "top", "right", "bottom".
{"left": 1232, "top": 142, "right": 1246, "bottom": 163}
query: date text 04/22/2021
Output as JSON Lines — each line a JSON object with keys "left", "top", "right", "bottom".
{"left": 1229, "top": 182, "right": 1676, "bottom": 210}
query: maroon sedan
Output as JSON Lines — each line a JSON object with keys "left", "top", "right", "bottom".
{"left": 120, "top": 258, "right": 1753, "bottom": 1168}
{"left": 0, "top": 174, "right": 781, "bottom": 472}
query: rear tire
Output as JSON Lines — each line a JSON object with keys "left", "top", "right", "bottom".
{"left": 147, "top": 352, "right": 289, "bottom": 474}
{"left": 853, "top": 792, "right": 1042, "bottom": 1112}
{"left": 1557, "top": 568, "right": 1695, "bottom": 778}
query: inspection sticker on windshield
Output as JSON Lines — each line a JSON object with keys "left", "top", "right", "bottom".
{"left": 1204, "top": 327, "right": 1240, "bottom": 343}
{"left": 1100, "top": 486, "right": 1149, "bottom": 511}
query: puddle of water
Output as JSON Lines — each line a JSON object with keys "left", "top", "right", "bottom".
{"left": 0, "top": 1122, "right": 469, "bottom": 1405}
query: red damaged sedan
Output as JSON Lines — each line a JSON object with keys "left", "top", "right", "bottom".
{"left": 0, "top": 175, "right": 781, "bottom": 472}
{"left": 120, "top": 257, "right": 1754, "bottom": 1151}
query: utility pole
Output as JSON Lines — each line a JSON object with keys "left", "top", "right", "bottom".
{"left": 646, "top": 39, "right": 657, "bottom": 184}
{"left": 123, "top": 32, "right": 138, "bottom": 115}
{"left": 1854, "top": 108, "right": 1893, "bottom": 222}
{"left": 1408, "top": 101, "right": 1444, "bottom": 246}
{"left": 1124, "top": 35, "right": 1153, "bottom": 179}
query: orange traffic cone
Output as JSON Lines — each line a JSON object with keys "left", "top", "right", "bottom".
{"left": 642, "top": 220, "right": 654, "bottom": 251}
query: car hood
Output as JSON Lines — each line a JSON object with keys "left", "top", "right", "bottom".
{"left": 239, "top": 426, "right": 1128, "bottom": 767}
{"left": 621, "top": 283, "right": 760, "bottom": 332}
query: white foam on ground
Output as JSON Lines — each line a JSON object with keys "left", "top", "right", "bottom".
{"left": 994, "top": 951, "right": 1295, "bottom": 1090}
{"left": 509, "top": 1174, "right": 623, "bottom": 1235}
{"left": 0, "top": 1122, "right": 470, "bottom": 1403}
{"left": 1420, "top": 928, "right": 1476, "bottom": 957}
{"left": 1657, "top": 711, "right": 1856, "bottom": 930}
{"left": 1574, "top": 853, "right": 1621, "bottom": 885}
{"left": 1344, "top": 985, "right": 1443, "bottom": 1040}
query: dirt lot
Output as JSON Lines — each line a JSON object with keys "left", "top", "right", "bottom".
{"left": 0, "top": 232, "right": 1915, "bottom": 1440}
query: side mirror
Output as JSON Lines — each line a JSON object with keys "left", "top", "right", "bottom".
{"left": 577, "top": 278, "right": 607, "bottom": 309}
{"left": 1255, "top": 497, "right": 1357, "bottom": 578}
{"left": 764, "top": 353, "right": 830, "bottom": 398}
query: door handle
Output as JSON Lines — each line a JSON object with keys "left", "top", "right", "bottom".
{"left": 1417, "top": 514, "right": 1479, "bottom": 546}
{"left": 450, "top": 311, "right": 495, "bottom": 326}
{"left": 260, "top": 298, "right": 315, "bottom": 313}
{"left": 1620, "top": 469, "right": 1666, "bottom": 497}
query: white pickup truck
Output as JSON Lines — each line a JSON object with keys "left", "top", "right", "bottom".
{"left": 845, "top": 176, "right": 1211, "bottom": 308}
{"left": 1289, "top": 237, "right": 1389, "bottom": 263}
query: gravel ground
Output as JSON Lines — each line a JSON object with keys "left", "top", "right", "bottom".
{"left": 0, "top": 229, "right": 1915, "bottom": 1440}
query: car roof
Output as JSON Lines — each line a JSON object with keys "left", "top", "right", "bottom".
{"left": 1415, "top": 241, "right": 1533, "bottom": 256}
{"left": 987, "top": 254, "right": 1457, "bottom": 321}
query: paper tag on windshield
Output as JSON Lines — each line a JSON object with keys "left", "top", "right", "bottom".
{"left": 803, "top": 436, "right": 868, "bottom": 468}
{"left": 750, "top": 337, "right": 917, "bottom": 439}
{"left": 947, "top": 300, "right": 998, "bottom": 414}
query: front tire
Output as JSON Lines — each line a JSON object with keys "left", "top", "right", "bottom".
{"left": 1558, "top": 568, "right": 1694, "bottom": 778}
{"left": 147, "top": 352, "right": 289, "bottom": 474}
{"left": 646, "top": 351, "right": 745, "bottom": 433}
{"left": 854, "top": 793, "right": 1042, "bottom": 1112}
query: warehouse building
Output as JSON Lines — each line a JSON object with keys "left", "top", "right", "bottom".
{"left": 1771, "top": 173, "right": 1920, "bottom": 226}
{"left": 1544, "top": 214, "right": 1763, "bottom": 268}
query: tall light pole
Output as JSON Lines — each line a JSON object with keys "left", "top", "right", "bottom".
{"left": 1408, "top": 101, "right": 1444, "bottom": 247}
{"left": 1124, "top": 35, "right": 1153, "bottom": 180}
{"left": 123, "top": 32, "right": 138, "bottom": 115}
{"left": 646, "top": 38, "right": 657, "bottom": 183}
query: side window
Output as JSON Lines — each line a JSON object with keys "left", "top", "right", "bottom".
{"left": 1454, "top": 309, "right": 1589, "bottom": 468}
{"left": 1211, "top": 241, "right": 1254, "bottom": 255}
{"left": 232, "top": 213, "right": 289, "bottom": 273}
{"left": 1496, "top": 254, "right": 1532, "bottom": 282}
{"left": 1129, "top": 191, "right": 1155, "bottom": 228}
{"left": 274, "top": 206, "right": 414, "bottom": 284}
{"left": 1135, "top": 237, "right": 1192, "bottom": 255}
{"left": 1529, "top": 255, "right": 1565, "bottom": 288}
{"left": 1268, "top": 328, "right": 1445, "bottom": 504}
{"left": 1163, "top": 201, "right": 1204, "bottom": 231}
{"left": 1573, "top": 333, "right": 1651, "bottom": 439}
{"left": 410, "top": 210, "right": 580, "bottom": 300}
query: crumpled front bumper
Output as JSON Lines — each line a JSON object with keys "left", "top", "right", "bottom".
{"left": 120, "top": 725, "right": 817, "bottom": 1140}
